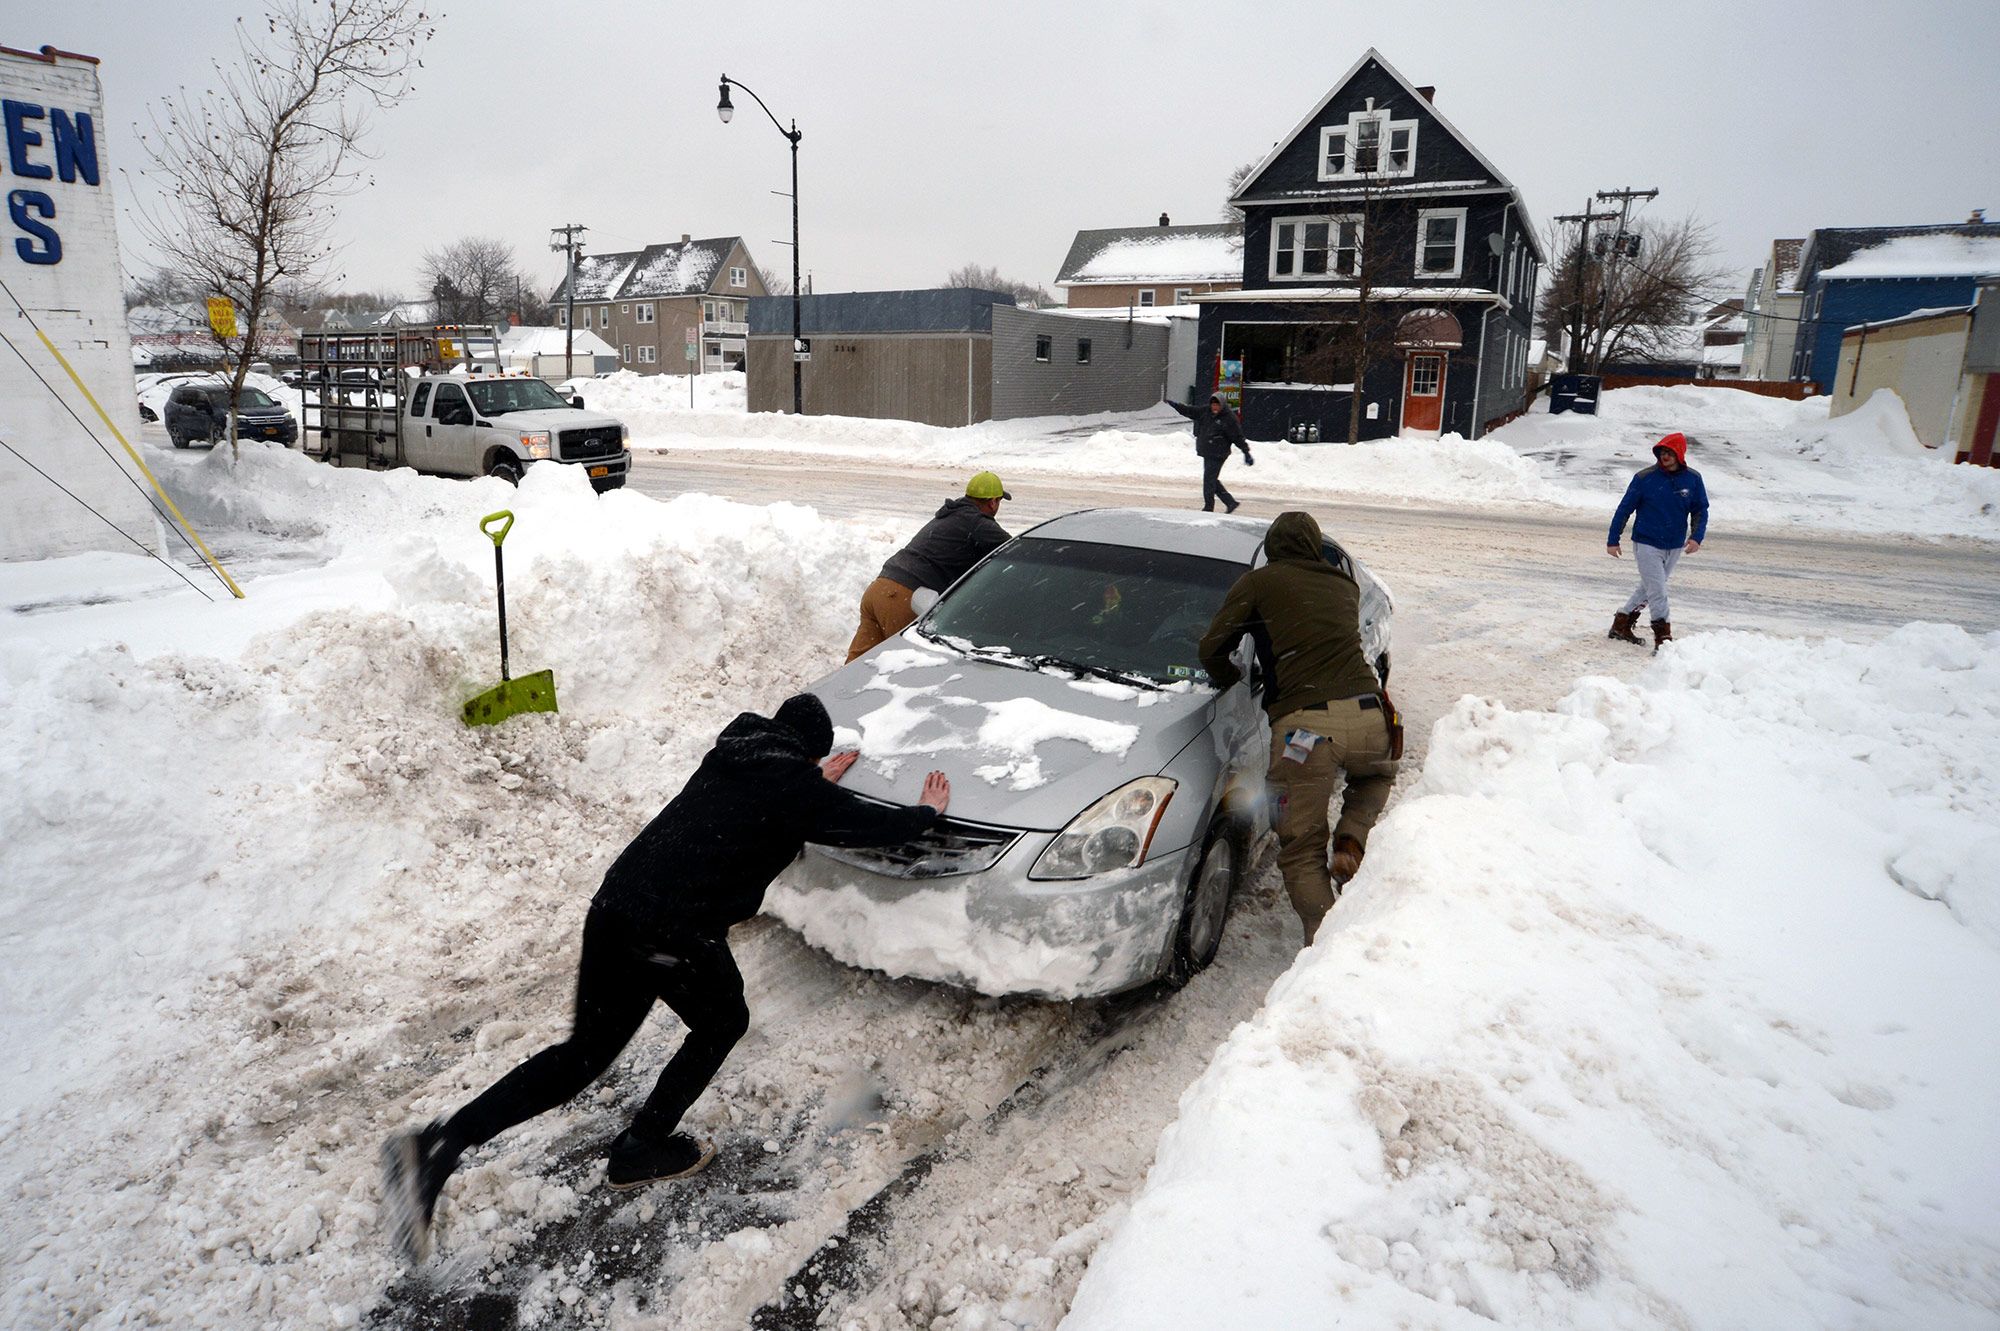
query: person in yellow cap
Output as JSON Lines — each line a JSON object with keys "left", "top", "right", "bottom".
{"left": 846, "top": 472, "right": 1013, "bottom": 661}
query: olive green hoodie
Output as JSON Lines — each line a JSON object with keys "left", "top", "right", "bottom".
{"left": 1197, "top": 512, "right": 1380, "bottom": 718}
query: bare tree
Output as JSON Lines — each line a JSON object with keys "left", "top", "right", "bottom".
{"left": 133, "top": 0, "right": 437, "bottom": 456}
{"left": 1222, "top": 158, "right": 1260, "bottom": 221}
{"left": 1536, "top": 214, "right": 1730, "bottom": 374}
{"left": 944, "top": 262, "right": 1050, "bottom": 308}
{"left": 420, "top": 236, "right": 523, "bottom": 324}
{"left": 757, "top": 263, "right": 792, "bottom": 297}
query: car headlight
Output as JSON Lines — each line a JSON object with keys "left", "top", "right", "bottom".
{"left": 1029, "top": 777, "right": 1177, "bottom": 880}
{"left": 521, "top": 431, "right": 551, "bottom": 459}
{"left": 619, "top": 423, "right": 630, "bottom": 443}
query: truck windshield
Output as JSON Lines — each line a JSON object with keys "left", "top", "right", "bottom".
{"left": 465, "top": 378, "right": 569, "bottom": 416}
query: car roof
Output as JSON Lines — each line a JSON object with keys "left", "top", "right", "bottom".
{"left": 1016, "top": 508, "right": 1269, "bottom": 565}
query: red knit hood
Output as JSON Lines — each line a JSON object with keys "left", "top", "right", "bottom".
{"left": 1653, "top": 432, "right": 1688, "bottom": 466}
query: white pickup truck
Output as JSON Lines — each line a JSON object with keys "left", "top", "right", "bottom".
{"left": 401, "top": 374, "right": 632, "bottom": 491}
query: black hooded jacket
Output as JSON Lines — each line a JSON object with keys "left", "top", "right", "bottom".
{"left": 879, "top": 497, "right": 1010, "bottom": 592}
{"left": 593, "top": 696, "right": 938, "bottom": 933}
{"left": 1169, "top": 398, "right": 1251, "bottom": 460}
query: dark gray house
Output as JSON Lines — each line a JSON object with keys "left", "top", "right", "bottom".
{"left": 746, "top": 289, "right": 1170, "bottom": 425}
{"left": 1197, "top": 48, "right": 1543, "bottom": 441}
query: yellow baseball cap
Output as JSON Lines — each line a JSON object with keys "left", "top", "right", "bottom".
{"left": 966, "top": 470, "right": 1012, "bottom": 501}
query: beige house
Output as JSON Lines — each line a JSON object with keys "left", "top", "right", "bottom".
{"left": 1055, "top": 218, "right": 1242, "bottom": 310}
{"left": 550, "top": 235, "right": 767, "bottom": 375}
{"left": 1741, "top": 237, "right": 1805, "bottom": 381}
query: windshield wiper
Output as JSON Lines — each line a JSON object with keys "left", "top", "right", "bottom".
{"left": 1024, "top": 653, "right": 1165, "bottom": 692}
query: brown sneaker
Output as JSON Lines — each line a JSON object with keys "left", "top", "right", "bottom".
{"left": 1608, "top": 611, "right": 1644, "bottom": 645}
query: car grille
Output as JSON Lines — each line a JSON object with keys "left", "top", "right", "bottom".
{"left": 560, "top": 426, "right": 623, "bottom": 460}
{"left": 813, "top": 814, "right": 1021, "bottom": 879}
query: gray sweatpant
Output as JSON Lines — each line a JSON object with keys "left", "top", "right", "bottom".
{"left": 1619, "top": 542, "right": 1683, "bottom": 622}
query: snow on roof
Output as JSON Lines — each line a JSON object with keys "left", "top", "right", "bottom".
{"left": 1844, "top": 304, "right": 1975, "bottom": 336}
{"left": 1770, "top": 237, "right": 1805, "bottom": 289}
{"left": 499, "top": 325, "right": 617, "bottom": 358}
{"left": 1702, "top": 342, "right": 1743, "bottom": 367}
{"left": 1057, "top": 225, "right": 1242, "bottom": 286}
{"left": 1820, "top": 233, "right": 2000, "bottom": 280}
{"left": 557, "top": 251, "right": 641, "bottom": 303}
{"left": 1194, "top": 285, "right": 1505, "bottom": 304}
{"left": 621, "top": 238, "right": 736, "bottom": 299}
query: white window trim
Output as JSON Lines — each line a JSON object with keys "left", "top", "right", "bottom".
{"left": 1174, "top": 287, "right": 1194, "bottom": 304}
{"left": 1269, "top": 213, "right": 1363, "bottom": 282}
{"left": 729, "top": 267, "right": 747, "bottom": 287}
{"left": 1415, "top": 206, "right": 1468, "bottom": 281}
{"left": 598, "top": 308, "right": 609, "bottom": 329}
{"left": 636, "top": 303, "right": 655, "bottom": 324}
{"left": 703, "top": 301, "right": 715, "bottom": 322}
{"left": 1137, "top": 289, "right": 1156, "bottom": 307}
{"left": 637, "top": 344, "right": 657, "bottom": 364}
{"left": 557, "top": 309, "right": 568, "bottom": 326}
{"left": 1317, "top": 107, "right": 1419, "bottom": 182}
{"left": 620, "top": 303, "right": 630, "bottom": 314}
{"left": 1034, "top": 335, "right": 1051, "bottom": 363}
{"left": 620, "top": 343, "right": 632, "bottom": 362}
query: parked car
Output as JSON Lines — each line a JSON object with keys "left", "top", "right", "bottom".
{"left": 163, "top": 381, "right": 298, "bottom": 448}
{"left": 781, "top": 508, "right": 1394, "bottom": 998}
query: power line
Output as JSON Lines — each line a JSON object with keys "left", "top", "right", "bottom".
{"left": 0, "top": 434, "right": 213, "bottom": 601}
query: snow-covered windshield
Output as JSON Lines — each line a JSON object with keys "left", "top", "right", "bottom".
{"left": 922, "top": 537, "right": 1242, "bottom": 683}
{"left": 464, "top": 378, "right": 570, "bottom": 416}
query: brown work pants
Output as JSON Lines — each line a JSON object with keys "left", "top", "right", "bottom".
{"left": 846, "top": 577, "right": 918, "bottom": 662}
{"left": 1266, "top": 699, "right": 1398, "bottom": 944}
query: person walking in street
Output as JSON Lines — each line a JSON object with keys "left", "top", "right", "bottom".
{"left": 1606, "top": 431, "right": 1709, "bottom": 652}
{"left": 380, "top": 693, "right": 949, "bottom": 1264}
{"left": 1169, "top": 393, "right": 1255, "bottom": 513}
{"left": 1198, "top": 511, "right": 1398, "bottom": 945}
{"left": 846, "top": 471, "right": 1012, "bottom": 662}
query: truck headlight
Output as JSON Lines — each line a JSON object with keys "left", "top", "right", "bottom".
{"left": 521, "top": 431, "right": 551, "bottom": 460}
{"left": 1029, "top": 777, "right": 1177, "bottom": 880}
{"left": 619, "top": 423, "right": 630, "bottom": 443}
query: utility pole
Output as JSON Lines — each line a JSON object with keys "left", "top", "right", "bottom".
{"left": 550, "top": 222, "right": 588, "bottom": 380}
{"left": 1589, "top": 187, "right": 1659, "bottom": 374}
{"left": 1553, "top": 203, "right": 1618, "bottom": 373}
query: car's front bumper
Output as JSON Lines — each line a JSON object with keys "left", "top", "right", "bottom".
{"left": 765, "top": 827, "right": 1195, "bottom": 999}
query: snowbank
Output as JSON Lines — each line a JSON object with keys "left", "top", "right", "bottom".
{"left": 562, "top": 368, "right": 745, "bottom": 415}
{"left": 1063, "top": 623, "right": 2000, "bottom": 1329}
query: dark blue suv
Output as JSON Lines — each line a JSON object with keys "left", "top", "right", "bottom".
{"left": 164, "top": 381, "right": 298, "bottom": 449}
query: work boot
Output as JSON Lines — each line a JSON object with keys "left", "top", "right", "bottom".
{"left": 606, "top": 1126, "right": 715, "bottom": 1191}
{"left": 1651, "top": 619, "right": 1673, "bottom": 653}
{"left": 1330, "top": 834, "right": 1364, "bottom": 886}
{"left": 1608, "top": 611, "right": 1644, "bottom": 645}
{"left": 380, "top": 1120, "right": 462, "bottom": 1265}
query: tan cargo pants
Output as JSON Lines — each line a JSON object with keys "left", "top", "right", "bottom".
{"left": 846, "top": 577, "right": 918, "bottom": 662}
{"left": 1266, "top": 698, "right": 1398, "bottom": 943}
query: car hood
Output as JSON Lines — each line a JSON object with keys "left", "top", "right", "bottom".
{"left": 490, "top": 407, "right": 622, "bottom": 432}
{"left": 809, "top": 638, "right": 1218, "bottom": 831}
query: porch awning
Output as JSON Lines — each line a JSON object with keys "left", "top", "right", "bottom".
{"left": 1395, "top": 308, "right": 1464, "bottom": 350}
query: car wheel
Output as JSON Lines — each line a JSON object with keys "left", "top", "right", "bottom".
{"left": 1163, "top": 821, "right": 1241, "bottom": 989}
{"left": 487, "top": 454, "right": 524, "bottom": 485}
{"left": 168, "top": 428, "right": 188, "bottom": 449}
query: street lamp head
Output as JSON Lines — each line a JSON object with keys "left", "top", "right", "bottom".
{"left": 716, "top": 80, "right": 734, "bottom": 124}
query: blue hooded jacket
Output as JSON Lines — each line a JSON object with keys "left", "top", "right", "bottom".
{"left": 1609, "top": 434, "right": 1709, "bottom": 550}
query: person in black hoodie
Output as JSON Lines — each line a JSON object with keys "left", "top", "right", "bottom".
{"left": 381, "top": 693, "right": 947, "bottom": 1263}
{"left": 1168, "top": 394, "right": 1254, "bottom": 513}
{"left": 846, "top": 471, "right": 1013, "bottom": 661}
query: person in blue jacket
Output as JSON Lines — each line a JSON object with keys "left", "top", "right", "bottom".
{"left": 1606, "top": 431, "right": 1708, "bottom": 651}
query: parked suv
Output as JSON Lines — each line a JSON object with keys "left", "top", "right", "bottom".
{"left": 163, "top": 382, "right": 298, "bottom": 449}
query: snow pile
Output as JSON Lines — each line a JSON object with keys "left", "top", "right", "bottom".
{"left": 1064, "top": 623, "right": 2000, "bottom": 1329}
{"left": 971, "top": 696, "right": 1140, "bottom": 791}
{"left": 563, "top": 367, "right": 746, "bottom": 415}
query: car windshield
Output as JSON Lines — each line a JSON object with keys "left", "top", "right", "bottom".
{"left": 206, "top": 386, "right": 277, "bottom": 409}
{"left": 921, "top": 537, "right": 1244, "bottom": 684}
{"left": 465, "top": 378, "right": 569, "bottom": 416}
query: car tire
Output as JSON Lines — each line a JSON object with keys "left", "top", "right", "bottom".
{"left": 168, "top": 428, "right": 188, "bottom": 449}
{"left": 487, "top": 454, "right": 524, "bottom": 486}
{"left": 1163, "top": 820, "right": 1242, "bottom": 989}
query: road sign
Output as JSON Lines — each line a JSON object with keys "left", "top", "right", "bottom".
{"left": 684, "top": 343, "right": 696, "bottom": 362}
{"left": 206, "top": 297, "right": 237, "bottom": 338}
{"left": 793, "top": 336, "right": 811, "bottom": 363}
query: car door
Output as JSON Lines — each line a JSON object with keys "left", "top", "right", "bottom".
{"left": 400, "top": 380, "right": 434, "bottom": 469}
{"left": 425, "top": 381, "right": 477, "bottom": 475}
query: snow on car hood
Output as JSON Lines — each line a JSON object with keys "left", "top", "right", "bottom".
{"left": 809, "top": 638, "right": 1215, "bottom": 831}
{"left": 487, "top": 407, "right": 623, "bottom": 432}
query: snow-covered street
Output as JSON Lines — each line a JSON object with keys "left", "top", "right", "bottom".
{"left": 4, "top": 388, "right": 1999, "bottom": 1328}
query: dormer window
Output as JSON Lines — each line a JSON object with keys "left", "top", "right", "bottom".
{"left": 1318, "top": 106, "right": 1418, "bottom": 182}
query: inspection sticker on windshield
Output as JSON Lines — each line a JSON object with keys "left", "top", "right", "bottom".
{"left": 1166, "top": 665, "right": 1195, "bottom": 679}
{"left": 1281, "top": 729, "right": 1321, "bottom": 764}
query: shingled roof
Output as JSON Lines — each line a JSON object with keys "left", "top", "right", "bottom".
{"left": 1055, "top": 224, "right": 1242, "bottom": 287}
{"left": 549, "top": 238, "right": 746, "bottom": 303}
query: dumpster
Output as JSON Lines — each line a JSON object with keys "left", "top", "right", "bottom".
{"left": 1549, "top": 373, "right": 1601, "bottom": 415}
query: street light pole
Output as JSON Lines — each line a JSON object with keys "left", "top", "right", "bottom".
{"left": 719, "top": 74, "right": 804, "bottom": 416}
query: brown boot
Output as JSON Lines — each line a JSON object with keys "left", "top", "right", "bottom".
{"left": 1608, "top": 611, "right": 1644, "bottom": 645}
{"left": 1330, "top": 834, "right": 1364, "bottom": 886}
{"left": 1651, "top": 619, "right": 1672, "bottom": 653}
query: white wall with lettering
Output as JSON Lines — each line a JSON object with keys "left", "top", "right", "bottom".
{"left": 0, "top": 45, "right": 152, "bottom": 563}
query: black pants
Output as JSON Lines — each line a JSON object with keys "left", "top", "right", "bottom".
{"left": 1201, "top": 454, "right": 1237, "bottom": 511}
{"left": 444, "top": 904, "right": 749, "bottom": 1152}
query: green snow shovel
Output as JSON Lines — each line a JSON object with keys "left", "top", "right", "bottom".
{"left": 461, "top": 510, "right": 558, "bottom": 727}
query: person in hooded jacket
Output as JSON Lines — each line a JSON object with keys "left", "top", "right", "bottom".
{"left": 1198, "top": 512, "right": 1395, "bottom": 945}
{"left": 380, "top": 693, "right": 949, "bottom": 1264}
{"left": 1168, "top": 393, "right": 1255, "bottom": 513}
{"left": 846, "top": 471, "right": 1013, "bottom": 662}
{"left": 1606, "top": 431, "right": 1709, "bottom": 652}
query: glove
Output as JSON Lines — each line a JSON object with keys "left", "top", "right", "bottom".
{"left": 1243, "top": 452, "right": 1255, "bottom": 467}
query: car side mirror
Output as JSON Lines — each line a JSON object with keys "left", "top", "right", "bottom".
{"left": 570, "top": 395, "right": 585, "bottom": 409}
{"left": 910, "top": 588, "right": 941, "bottom": 617}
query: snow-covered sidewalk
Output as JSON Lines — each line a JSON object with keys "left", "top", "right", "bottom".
{"left": 1064, "top": 625, "right": 2000, "bottom": 1329}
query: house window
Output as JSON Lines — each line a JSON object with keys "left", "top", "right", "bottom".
{"left": 1416, "top": 208, "right": 1466, "bottom": 279}
{"left": 1137, "top": 289, "right": 1156, "bottom": 307}
{"left": 556, "top": 308, "right": 568, "bottom": 326}
{"left": 1318, "top": 108, "right": 1418, "bottom": 181}
{"left": 1271, "top": 216, "right": 1361, "bottom": 280}
{"left": 1410, "top": 356, "right": 1441, "bottom": 396}
{"left": 703, "top": 301, "right": 715, "bottom": 322}
{"left": 620, "top": 304, "right": 630, "bottom": 314}
{"left": 598, "top": 308, "right": 610, "bottom": 330}
{"left": 1076, "top": 338, "right": 1092, "bottom": 364}
{"left": 1034, "top": 334, "right": 1051, "bottom": 362}
{"left": 1175, "top": 288, "right": 1193, "bottom": 304}
{"left": 637, "top": 345, "right": 657, "bottom": 364}
{"left": 705, "top": 341, "right": 721, "bottom": 359}
{"left": 621, "top": 343, "right": 632, "bottom": 363}
{"left": 636, "top": 303, "right": 655, "bottom": 324}
{"left": 1224, "top": 321, "right": 1352, "bottom": 388}
{"left": 730, "top": 267, "right": 747, "bottom": 287}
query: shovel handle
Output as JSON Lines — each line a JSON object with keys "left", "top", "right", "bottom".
{"left": 480, "top": 510, "right": 514, "bottom": 547}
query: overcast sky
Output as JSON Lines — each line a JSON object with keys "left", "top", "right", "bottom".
{"left": 31, "top": 0, "right": 2000, "bottom": 304}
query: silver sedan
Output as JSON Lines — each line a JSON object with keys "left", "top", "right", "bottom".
{"left": 768, "top": 508, "right": 1394, "bottom": 999}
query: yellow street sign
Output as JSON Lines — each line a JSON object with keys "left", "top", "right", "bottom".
{"left": 206, "top": 297, "right": 238, "bottom": 338}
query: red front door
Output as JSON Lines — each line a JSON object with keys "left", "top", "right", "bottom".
{"left": 1402, "top": 353, "right": 1444, "bottom": 435}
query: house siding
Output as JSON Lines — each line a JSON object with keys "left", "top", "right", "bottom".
{"left": 1241, "top": 63, "right": 1496, "bottom": 206}
{"left": 748, "top": 332, "right": 991, "bottom": 426}
{"left": 1793, "top": 277, "right": 1988, "bottom": 388}
{"left": 988, "top": 307, "right": 1169, "bottom": 420}
{"left": 1830, "top": 313, "right": 1972, "bottom": 448}
{"left": 1066, "top": 282, "right": 1233, "bottom": 309}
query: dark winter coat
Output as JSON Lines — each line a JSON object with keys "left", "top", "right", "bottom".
{"left": 593, "top": 697, "right": 937, "bottom": 934}
{"left": 1170, "top": 398, "right": 1251, "bottom": 460}
{"left": 1197, "top": 511, "right": 1380, "bottom": 720}
{"left": 879, "top": 497, "right": 1010, "bottom": 592}
{"left": 1609, "top": 434, "right": 1709, "bottom": 550}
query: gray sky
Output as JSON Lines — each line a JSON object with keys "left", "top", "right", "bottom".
{"left": 29, "top": 0, "right": 2000, "bottom": 304}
